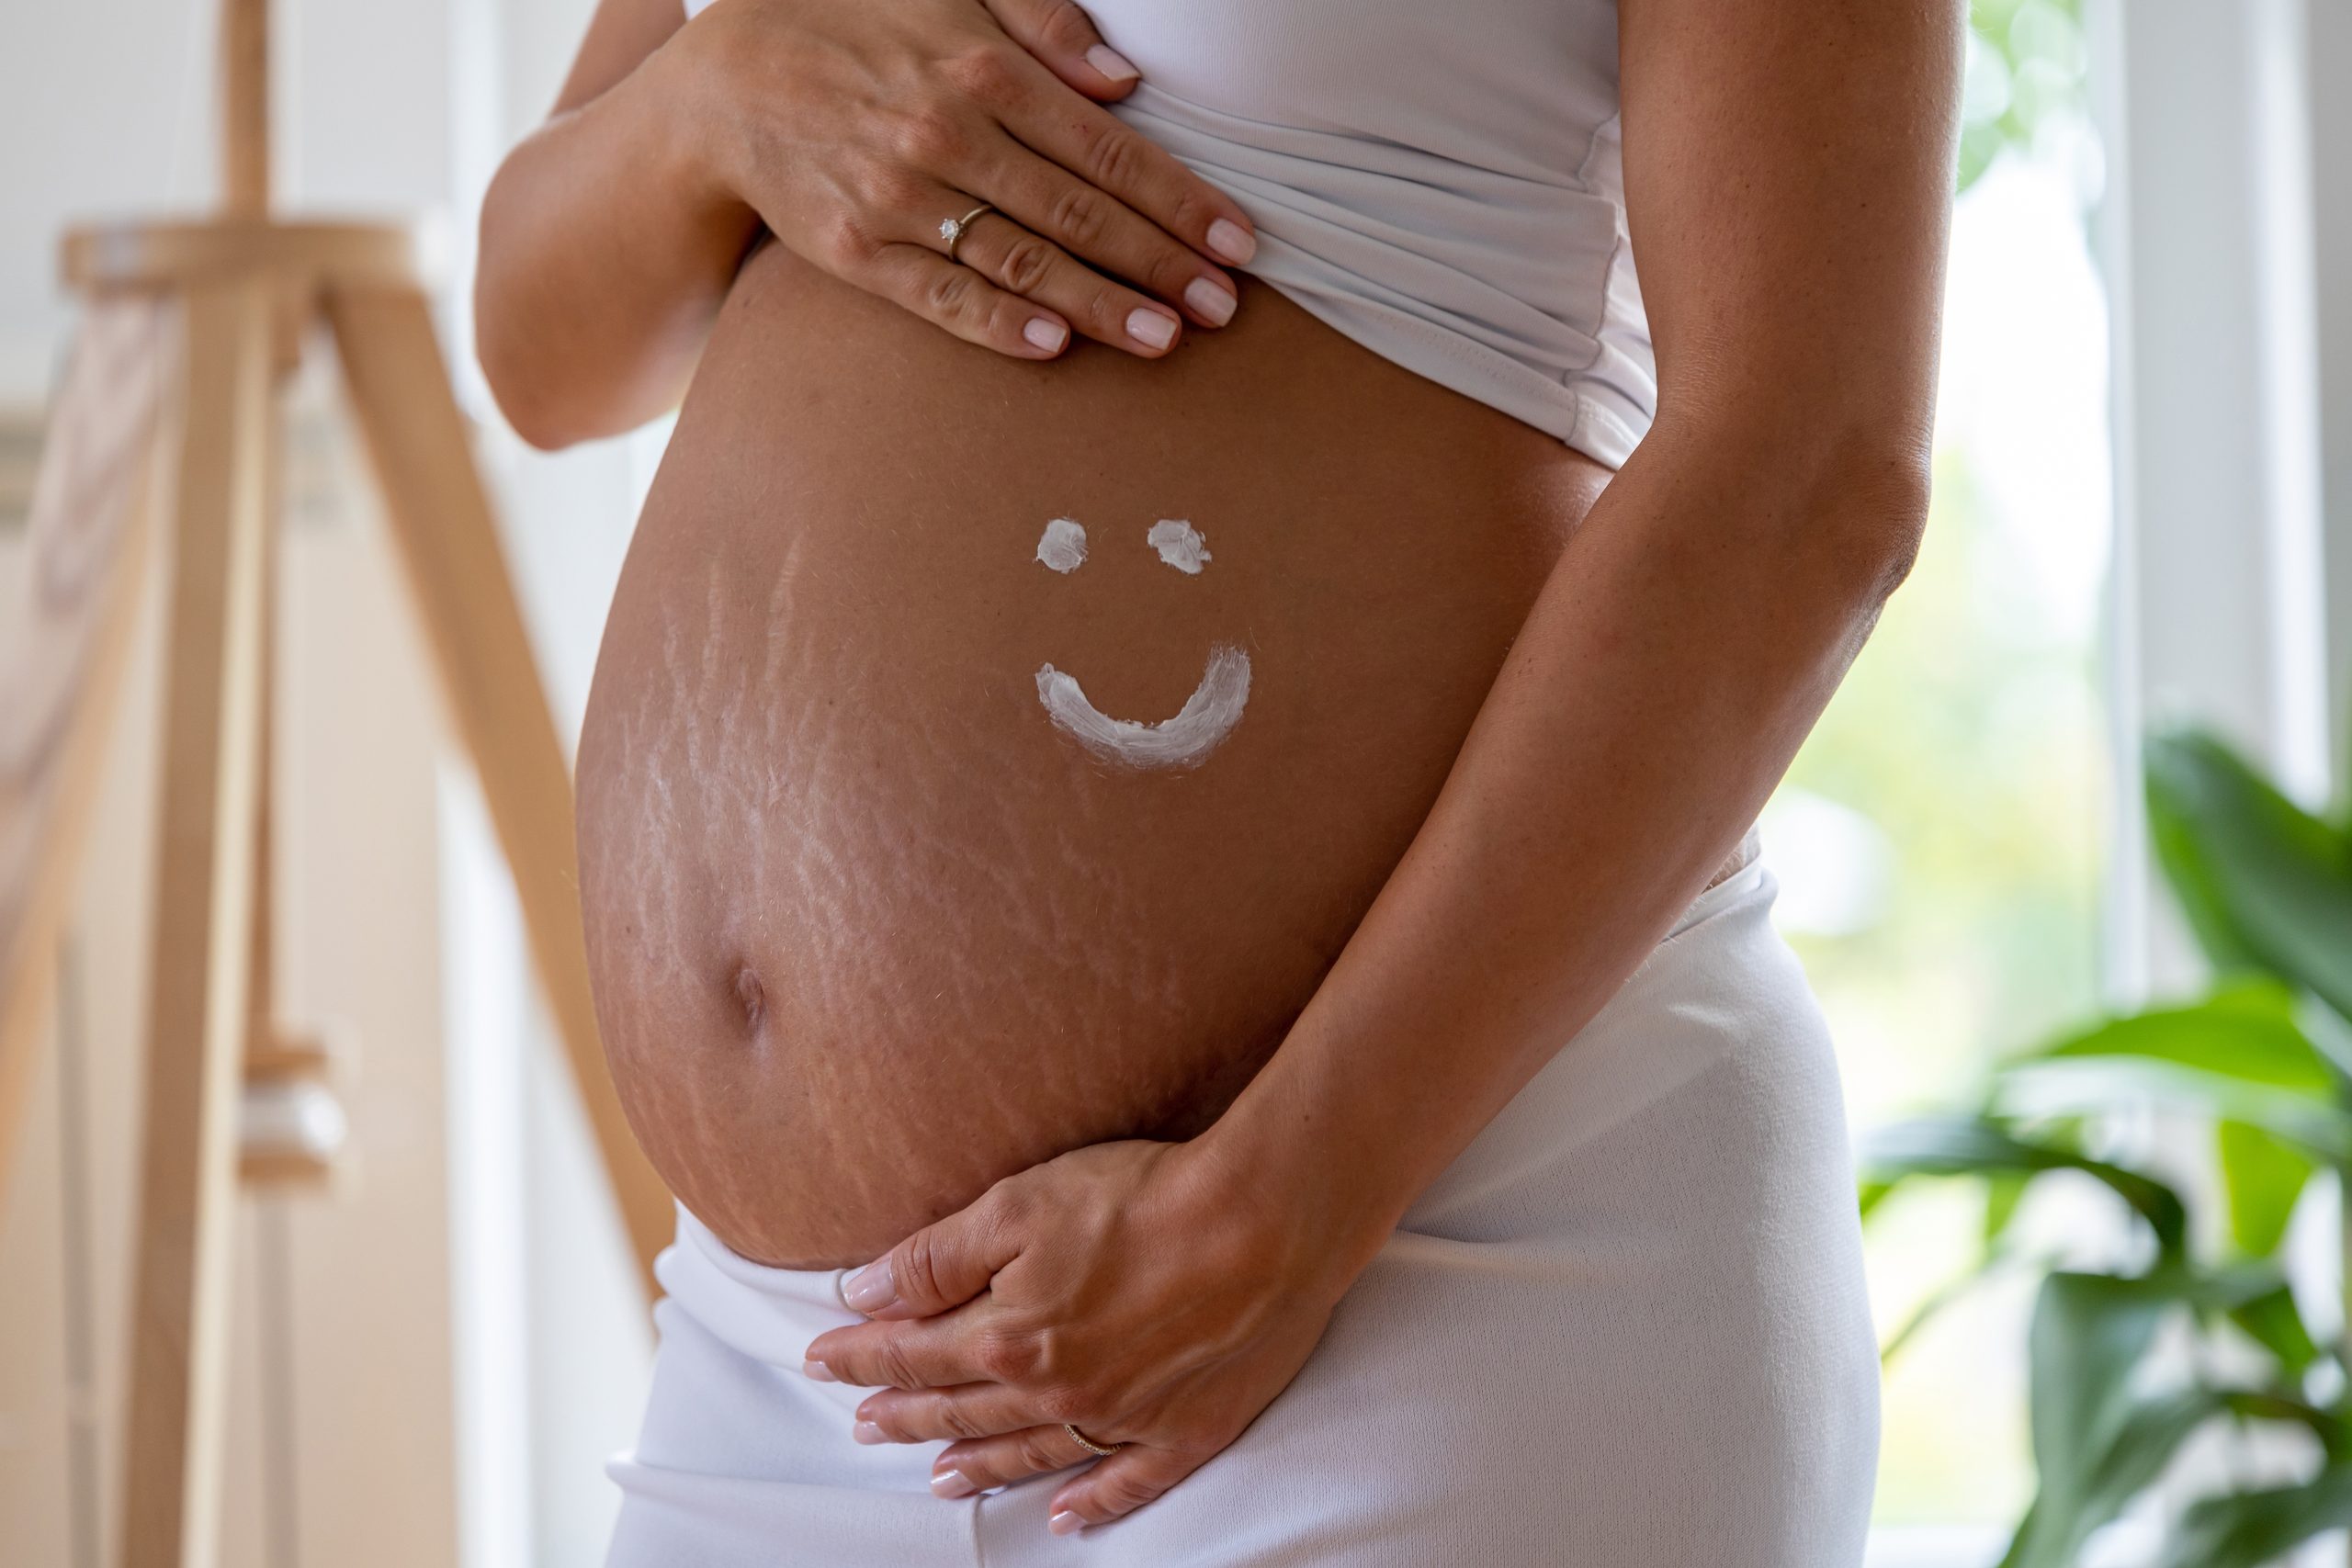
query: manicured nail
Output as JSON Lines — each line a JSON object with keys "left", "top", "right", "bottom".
{"left": 1206, "top": 218, "right": 1256, "bottom": 265}
{"left": 1184, "top": 277, "right": 1236, "bottom": 327}
{"left": 854, "top": 1419, "right": 887, "bottom": 1445}
{"left": 842, "top": 1259, "right": 896, "bottom": 1313}
{"left": 932, "top": 1468, "right": 978, "bottom": 1499}
{"left": 802, "top": 1358, "right": 839, "bottom": 1383}
{"left": 1086, "top": 44, "right": 1140, "bottom": 83}
{"left": 1127, "top": 309, "right": 1178, "bottom": 351}
{"left": 1023, "top": 317, "right": 1069, "bottom": 355}
{"left": 1049, "top": 1510, "right": 1086, "bottom": 1536}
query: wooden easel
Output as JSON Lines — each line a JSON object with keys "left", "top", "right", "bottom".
{"left": 0, "top": 2, "right": 673, "bottom": 1563}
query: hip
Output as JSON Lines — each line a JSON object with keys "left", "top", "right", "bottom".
{"left": 605, "top": 841, "right": 1878, "bottom": 1567}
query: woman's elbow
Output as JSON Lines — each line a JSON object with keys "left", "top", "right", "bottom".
{"left": 1747, "top": 399, "right": 1935, "bottom": 603}
{"left": 1823, "top": 434, "right": 1932, "bottom": 601}
{"left": 1648, "top": 398, "right": 1933, "bottom": 603}
{"left": 471, "top": 255, "right": 692, "bottom": 451}
{"left": 474, "top": 321, "right": 573, "bottom": 453}
{"left": 472, "top": 276, "right": 648, "bottom": 451}
{"left": 473, "top": 229, "right": 570, "bottom": 450}
{"left": 472, "top": 177, "right": 611, "bottom": 451}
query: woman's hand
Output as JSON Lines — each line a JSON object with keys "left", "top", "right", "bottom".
{"left": 669, "top": 0, "right": 1257, "bottom": 359}
{"left": 801, "top": 1138, "right": 1373, "bottom": 1535}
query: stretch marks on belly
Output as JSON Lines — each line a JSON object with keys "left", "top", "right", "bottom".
{"left": 1030, "top": 516, "right": 1250, "bottom": 770}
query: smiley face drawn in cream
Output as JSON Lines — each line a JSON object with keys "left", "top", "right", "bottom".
{"left": 1032, "top": 517, "right": 1250, "bottom": 770}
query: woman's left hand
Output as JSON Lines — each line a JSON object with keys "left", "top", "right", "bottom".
{"left": 801, "top": 1137, "right": 1367, "bottom": 1535}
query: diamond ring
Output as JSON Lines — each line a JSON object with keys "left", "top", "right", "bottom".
{"left": 1062, "top": 1423, "right": 1122, "bottom": 1459}
{"left": 939, "top": 203, "right": 994, "bottom": 262}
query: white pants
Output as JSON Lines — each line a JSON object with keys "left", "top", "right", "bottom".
{"left": 606, "top": 839, "right": 1880, "bottom": 1566}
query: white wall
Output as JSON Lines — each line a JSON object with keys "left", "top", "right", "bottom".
{"left": 2312, "top": 0, "right": 2352, "bottom": 790}
{"left": 0, "top": 1, "right": 218, "bottom": 400}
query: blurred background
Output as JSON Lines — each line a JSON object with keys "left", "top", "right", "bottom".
{"left": 5, "top": 0, "right": 2351, "bottom": 1564}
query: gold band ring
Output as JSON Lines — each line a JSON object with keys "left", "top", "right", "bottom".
{"left": 1062, "top": 1423, "right": 1122, "bottom": 1459}
{"left": 938, "top": 203, "right": 994, "bottom": 262}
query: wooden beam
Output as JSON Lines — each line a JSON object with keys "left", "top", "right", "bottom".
{"left": 220, "top": 0, "right": 270, "bottom": 216}
{"left": 120, "top": 276, "right": 275, "bottom": 1568}
{"left": 0, "top": 301, "right": 171, "bottom": 1215}
{"left": 322, "top": 283, "right": 670, "bottom": 1295}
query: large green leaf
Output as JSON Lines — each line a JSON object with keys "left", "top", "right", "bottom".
{"left": 2175, "top": 1263, "right": 2324, "bottom": 1378}
{"left": 1860, "top": 1117, "right": 2188, "bottom": 1259}
{"left": 2223, "top": 1284, "right": 2323, "bottom": 1378}
{"left": 2004, "top": 1379, "right": 2222, "bottom": 1568}
{"left": 1998, "top": 1269, "right": 2324, "bottom": 1568}
{"left": 1996, "top": 1062, "right": 2352, "bottom": 1163}
{"left": 2082, "top": 1262, "right": 2319, "bottom": 1380}
{"left": 1993, "top": 983, "right": 2346, "bottom": 1163}
{"left": 2026, "top": 981, "right": 2335, "bottom": 1093}
{"left": 1999, "top": 1269, "right": 2336, "bottom": 1566}
{"left": 2003, "top": 1391, "right": 2222, "bottom": 1567}
{"left": 2145, "top": 728, "right": 2352, "bottom": 1024}
{"left": 2024, "top": 1273, "right": 2177, "bottom": 1493}
{"left": 2215, "top": 1390, "right": 2346, "bottom": 1456}
{"left": 2216, "top": 1119, "right": 2315, "bottom": 1258}
{"left": 2156, "top": 1467, "right": 2352, "bottom": 1568}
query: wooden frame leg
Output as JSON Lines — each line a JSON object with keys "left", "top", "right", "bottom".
{"left": 121, "top": 276, "right": 275, "bottom": 1568}
{"left": 0, "top": 300, "right": 170, "bottom": 1215}
{"left": 322, "top": 284, "right": 670, "bottom": 1294}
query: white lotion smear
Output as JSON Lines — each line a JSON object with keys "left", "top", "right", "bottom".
{"left": 1036, "top": 517, "right": 1089, "bottom": 573}
{"left": 1035, "top": 644, "right": 1251, "bottom": 770}
{"left": 1147, "top": 520, "right": 1212, "bottom": 574}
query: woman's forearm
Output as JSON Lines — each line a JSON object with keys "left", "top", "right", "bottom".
{"left": 476, "top": 38, "right": 757, "bottom": 449}
{"left": 1202, "top": 413, "right": 1928, "bottom": 1287}
{"left": 797, "top": 0, "right": 1956, "bottom": 1531}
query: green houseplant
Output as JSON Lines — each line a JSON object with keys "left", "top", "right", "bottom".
{"left": 1862, "top": 725, "right": 2352, "bottom": 1565}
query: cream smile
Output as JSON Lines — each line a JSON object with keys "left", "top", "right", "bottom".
{"left": 1035, "top": 644, "right": 1252, "bottom": 770}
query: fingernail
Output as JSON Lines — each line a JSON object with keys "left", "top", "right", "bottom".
{"left": 1127, "top": 309, "right": 1178, "bottom": 351}
{"left": 1183, "top": 277, "right": 1236, "bottom": 327}
{"left": 1086, "top": 44, "right": 1140, "bottom": 83}
{"left": 1206, "top": 218, "right": 1256, "bottom": 265}
{"left": 842, "top": 1259, "right": 896, "bottom": 1313}
{"left": 802, "top": 1358, "right": 839, "bottom": 1383}
{"left": 932, "top": 1468, "right": 978, "bottom": 1499}
{"left": 1023, "top": 317, "right": 1069, "bottom": 355}
{"left": 1049, "top": 1510, "right": 1086, "bottom": 1537}
{"left": 854, "top": 1419, "right": 887, "bottom": 1445}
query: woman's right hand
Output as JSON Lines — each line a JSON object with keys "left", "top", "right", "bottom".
{"left": 667, "top": 0, "right": 1257, "bottom": 359}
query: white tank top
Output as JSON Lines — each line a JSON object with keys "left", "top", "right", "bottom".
{"left": 682, "top": 0, "right": 1654, "bottom": 468}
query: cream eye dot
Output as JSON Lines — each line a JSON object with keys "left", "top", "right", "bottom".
{"left": 1036, "top": 517, "right": 1088, "bottom": 573}
{"left": 1147, "top": 520, "right": 1212, "bottom": 574}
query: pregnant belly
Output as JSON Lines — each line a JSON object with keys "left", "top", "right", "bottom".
{"left": 576, "top": 243, "right": 1609, "bottom": 1269}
